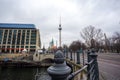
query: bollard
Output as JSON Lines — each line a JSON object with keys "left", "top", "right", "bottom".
{"left": 76, "top": 50, "right": 80, "bottom": 64}
{"left": 47, "top": 50, "right": 71, "bottom": 80}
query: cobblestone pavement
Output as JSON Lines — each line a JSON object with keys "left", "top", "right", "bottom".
{"left": 97, "top": 53, "right": 120, "bottom": 80}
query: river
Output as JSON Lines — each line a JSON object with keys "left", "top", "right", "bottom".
{"left": 0, "top": 67, "right": 51, "bottom": 80}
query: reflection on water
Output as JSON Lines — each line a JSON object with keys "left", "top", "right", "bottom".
{"left": 0, "top": 67, "right": 51, "bottom": 80}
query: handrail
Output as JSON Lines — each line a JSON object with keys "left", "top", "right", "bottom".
{"left": 67, "top": 59, "right": 94, "bottom": 80}
{"left": 86, "top": 59, "right": 94, "bottom": 65}
{"left": 46, "top": 49, "right": 99, "bottom": 80}
{"left": 67, "top": 65, "right": 88, "bottom": 80}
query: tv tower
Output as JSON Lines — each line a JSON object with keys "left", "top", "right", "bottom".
{"left": 58, "top": 16, "right": 62, "bottom": 47}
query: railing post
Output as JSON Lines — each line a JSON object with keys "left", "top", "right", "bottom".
{"left": 70, "top": 50, "right": 73, "bottom": 61}
{"left": 87, "top": 50, "right": 91, "bottom": 62}
{"left": 76, "top": 50, "right": 80, "bottom": 64}
{"left": 82, "top": 51, "right": 84, "bottom": 65}
{"left": 66, "top": 50, "right": 68, "bottom": 59}
{"left": 87, "top": 50, "right": 91, "bottom": 80}
{"left": 63, "top": 49, "right": 66, "bottom": 58}
{"left": 89, "top": 49, "right": 99, "bottom": 80}
{"left": 47, "top": 50, "right": 71, "bottom": 80}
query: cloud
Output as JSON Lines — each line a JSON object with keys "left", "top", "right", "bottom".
{"left": 0, "top": 0, "right": 120, "bottom": 48}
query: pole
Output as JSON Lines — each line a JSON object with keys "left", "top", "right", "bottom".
{"left": 58, "top": 16, "right": 62, "bottom": 48}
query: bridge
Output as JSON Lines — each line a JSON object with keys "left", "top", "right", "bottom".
{"left": 0, "top": 50, "right": 99, "bottom": 80}
{"left": 33, "top": 53, "right": 54, "bottom": 62}
{"left": 35, "top": 49, "right": 99, "bottom": 80}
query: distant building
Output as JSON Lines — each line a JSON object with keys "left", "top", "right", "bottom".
{"left": 48, "top": 38, "right": 57, "bottom": 52}
{"left": 0, "top": 23, "right": 41, "bottom": 53}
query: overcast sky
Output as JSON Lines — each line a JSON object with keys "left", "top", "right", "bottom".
{"left": 0, "top": 0, "right": 120, "bottom": 48}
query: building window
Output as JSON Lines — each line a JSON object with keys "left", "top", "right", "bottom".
{"left": 9, "top": 30, "right": 12, "bottom": 34}
{"left": 2, "top": 46, "right": 5, "bottom": 48}
{"left": 27, "top": 30, "right": 30, "bottom": 32}
{"left": 14, "top": 30, "right": 17, "bottom": 34}
{"left": 21, "top": 46, "right": 24, "bottom": 48}
{"left": 26, "top": 42, "right": 29, "bottom": 44}
{"left": 0, "top": 30, "right": 3, "bottom": 42}
{"left": 30, "top": 46, "right": 36, "bottom": 48}
{"left": 17, "top": 42, "right": 20, "bottom": 44}
{"left": 8, "top": 35, "right": 11, "bottom": 38}
{"left": 18, "top": 30, "right": 21, "bottom": 33}
{"left": 31, "top": 30, "right": 36, "bottom": 32}
{"left": 5, "top": 30, "right": 8, "bottom": 34}
{"left": 7, "top": 46, "right": 10, "bottom": 48}
{"left": 3, "top": 41, "right": 6, "bottom": 44}
{"left": 27, "top": 33, "right": 29, "bottom": 35}
{"left": 7, "top": 41, "right": 11, "bottom": 44}
{"left": 26, "top": 46, "right": 28, "bottom": 48}
{"left": 23, "top": 30, "right": 25, "bottom": 33}
{"left": 21, "top": 41, "right": 24, "bottom": 44}
{"left": 16, "top": 46, "right": 19, "bottom": 48}
{"left": 26, "top": 36, "right": 29, "bottom": 38}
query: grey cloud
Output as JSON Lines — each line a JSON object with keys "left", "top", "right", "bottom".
{"left": 0, "top": 0, "right": 120, "bottom": 47}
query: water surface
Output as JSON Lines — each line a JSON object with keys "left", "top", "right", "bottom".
{"left": 0, "top": 67, "right": 50, "bottom": 80}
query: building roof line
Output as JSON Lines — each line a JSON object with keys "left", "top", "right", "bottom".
{"left": 0, "top": 23, "right": 36, "bottom": 29}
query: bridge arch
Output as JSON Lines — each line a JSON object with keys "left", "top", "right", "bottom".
{"left": 33, "top": 53, "right": 54, "bottom": 62}
{"left": 41, "top": 58, "right": 54, "bottom": 63}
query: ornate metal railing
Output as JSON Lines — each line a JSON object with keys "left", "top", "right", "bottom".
{"left": 45, "top": 49, "right": 99, "bottom": 80}
{"left": 66, "top": 49, "right": 99, "bottom": 80}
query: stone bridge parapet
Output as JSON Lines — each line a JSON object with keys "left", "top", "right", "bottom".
{"left": 33, "top": 53, "right": 54, "bottom": 62}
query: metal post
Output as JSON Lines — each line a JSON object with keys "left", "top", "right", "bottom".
{"left": 63, "top": 49, "right": 66, "bottom": 58}
{"left": 47, "top": 50, "right": 71, "bottom": 80}
{"left": 87, "top": 50, "right": 91, "bottom": 80}
{"left": 89, "top": 49, "right": 99, "bottom": 80}
{"left": 64, "top": 48, "right": 68, "bottom": 59}
{"left": 82, "top": 51, "right": 84, "bottom": 65}
{"left": 66, "top": 49, "right": 68, "bottom": 58}
{"left": 74, "top": 52, "right": 75, "bottom": 62}
{"left": 87, "top": 50, "right": 91, "bottom": 63}
{"left": 70, "top": 50, "right": 73, "bottom": 61}
{"left": 76, "top": 50, "right": 80, "bottom": 64}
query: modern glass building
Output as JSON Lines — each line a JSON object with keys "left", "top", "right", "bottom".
{"left": 0, "top": 23, "right": 41, "bottom": 53}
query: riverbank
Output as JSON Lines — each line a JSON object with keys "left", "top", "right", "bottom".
{"left": 0, "top": 53, "right": 54, "bottom": 68}
{"left": 0, "top": 60, "right": 53, "bottom": 68}
{"left": 0, "top": 53, "right": 29, "bottom": 60}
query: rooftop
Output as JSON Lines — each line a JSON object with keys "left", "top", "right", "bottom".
{"left": 0, "top": 23, "right": 36, "bottom": 29}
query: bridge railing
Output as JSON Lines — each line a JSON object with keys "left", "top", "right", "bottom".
{"left": 66, "top": 49, "right": 99, "bottom": 80}
{"left": 47, "top": 49, "right": 99, "bottom": 80}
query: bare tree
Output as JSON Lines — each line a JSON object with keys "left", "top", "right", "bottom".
{"left": 80, "top": 25, "right": 103, "bottom": 48}
{"left": 69, "top": 40, "right": 86, "bottom": 52}
{"left": 112, "top": 32, "right": 120, "bottom": 53}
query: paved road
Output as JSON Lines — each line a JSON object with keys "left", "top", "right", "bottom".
{"left": 68, "top": 52, "right": 120, "bottom": 80}
{"left": 97, "top": 53, "right": 120, "bottom": 80}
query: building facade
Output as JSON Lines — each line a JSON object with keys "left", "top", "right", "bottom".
{"left": 0, "top": 23, "right": 41, "bottom": 53}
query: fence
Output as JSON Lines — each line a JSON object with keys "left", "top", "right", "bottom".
{"left": 41, "top": 49, "right": 99, "bottom": 80}
{"left": 66, "top": 49, "right": 99, "bottom": 80}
